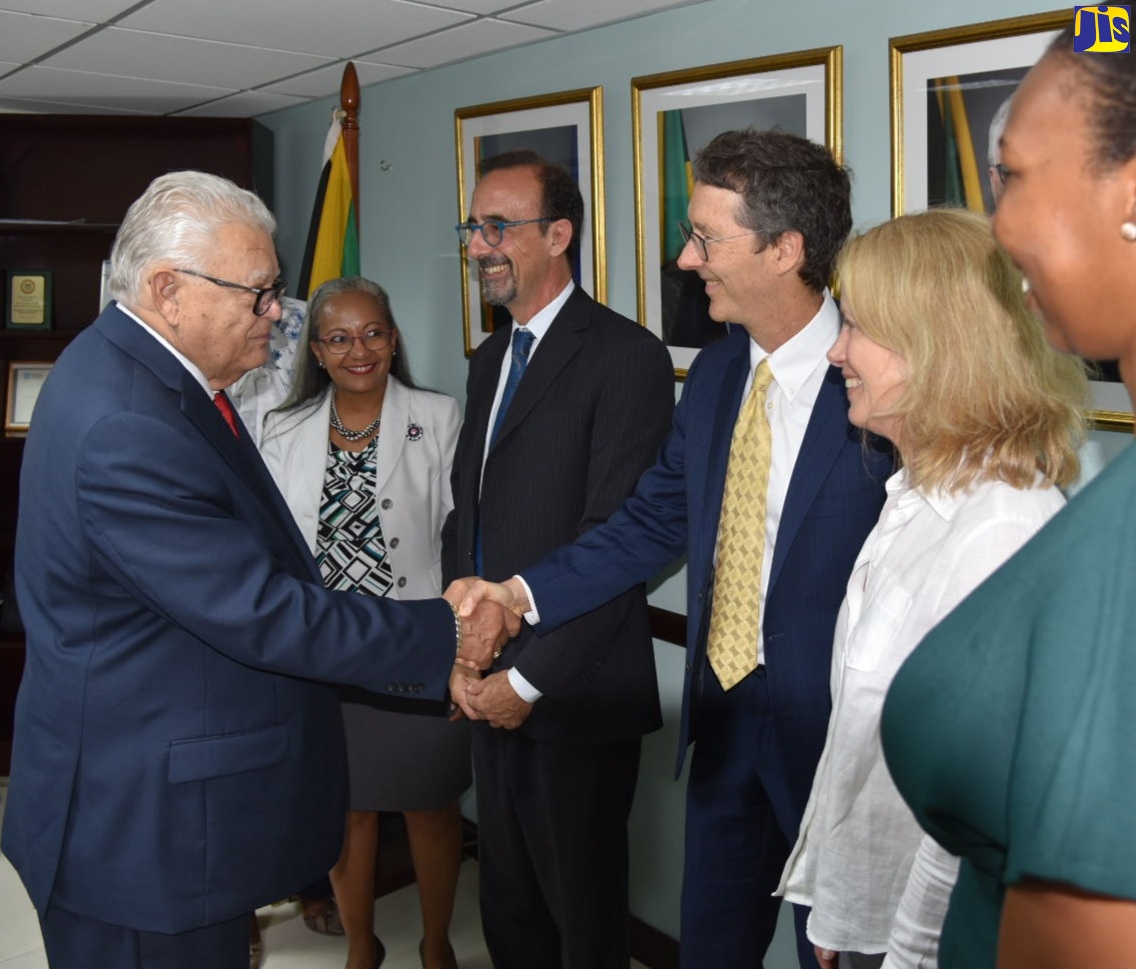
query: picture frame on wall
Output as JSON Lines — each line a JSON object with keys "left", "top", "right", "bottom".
{"left": 5, "top": 270, "right": 53, "bottom": 331}
{"left": 5, "top": 361, "right": 53, "bottom": 434}
{"left": 454, "top": 87, "right": 605, "bottom": 357}
{"left": 632, "top": 47, "right": 843, "bottom": 377}
{"left": 889, "top": 9, "right": 1129, "bottom": 431}
{"left": 890, "top": 9, "right": 1067, "bottom": 217}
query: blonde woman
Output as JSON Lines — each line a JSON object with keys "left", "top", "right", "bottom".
{"left": 778, "top": 208, "right": 1087, "bottom": 969}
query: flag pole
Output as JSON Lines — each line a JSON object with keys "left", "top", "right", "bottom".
{"left": 339, "top": 62, "right": 361, "bottom": 239}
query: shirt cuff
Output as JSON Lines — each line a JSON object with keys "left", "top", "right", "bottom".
{"left": 514, "top": 573, "right": 540, "bottom": 625}
{"left": 507, "top": 667, "right": 543, "bottom": 703}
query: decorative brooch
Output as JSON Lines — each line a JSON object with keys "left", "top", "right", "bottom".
{"left": 406, "top": 423, "right": 424, "bottom": 442}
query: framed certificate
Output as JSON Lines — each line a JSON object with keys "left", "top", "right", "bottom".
{"left": 5, "top": 362, "right": 53, "bottom": 434}
{"left": 6, "top": 270, "right": 53, "bottom": 330}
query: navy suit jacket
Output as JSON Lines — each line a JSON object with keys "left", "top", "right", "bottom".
{"left": 523, "top": 324, "right": 891, "bottom": 778}
{"left": 2, "top": 304, "right": 454, "bottom": 934}
{"left": 442, "top": 288, "right": 674, "bottom": 745}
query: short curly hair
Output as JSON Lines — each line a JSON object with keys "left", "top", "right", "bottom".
{"left": 692, "top": 128, "right": 852, "bottom": 292}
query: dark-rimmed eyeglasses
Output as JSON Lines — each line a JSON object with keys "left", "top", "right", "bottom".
{"left": 173, "top": 268, "right": 286, "bottom": 317}
{"left": 677, "top": 221, "right": 759, "bottom": 262}
{"left": 455, "top": 218, "right": 551, "bottom": 248}
{"left": 315, "top": 328, "right": 394, "bottom": 355}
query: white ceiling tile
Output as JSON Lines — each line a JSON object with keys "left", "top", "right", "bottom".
{"left": 501, "top": 0, "right": 703, "bottom": 31}
{"left": 0, "top": 0, "right": 137, "bottom": 18}
{"left": 174, "top": 90, "right": 311, "bottom": 117}
{"left": 0, "top": 64, "right": 236, "bottom": 114}
{"left": 261, "top": 60, "right": 415, "bottom": 99}
{"left": 120, "top": 0, "right": 473, "bottom": 59}
{"left": 378, "top": 18, "right": 554, "bottom": 69}
{"left": 42, "top": 27, "right": 335, "bottom": 89}
{"left": 0, "top": 0, "right": 711, "bottom": 117}
{"left": 419, "top": 0, "right": 529, "bottom": 12}
{"left": 0, "top": 10, "right": 93, "bottom": 63}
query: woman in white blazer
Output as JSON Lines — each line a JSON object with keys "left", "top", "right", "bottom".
{"left": 260, "top": 277, "right": 466, "bottom": 969}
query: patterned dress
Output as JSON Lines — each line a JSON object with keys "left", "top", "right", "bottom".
{"left": 316, "top": 438, "right": 393, "bottom": 600}
{"left": 315, "top": 436, "right": 470, "bottom": 811}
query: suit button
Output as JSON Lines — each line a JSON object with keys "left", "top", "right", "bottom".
{"left": 381, "top": 498, "right": 393, "bottom": 510}
{"left": 389, "top": 537, "right": 399, "bottom": 548}
{"left": 397, "top": 577, "right": 407, "bottom": 588}
{"left": 685, "top": 663, "right": 692, "bottom": 674}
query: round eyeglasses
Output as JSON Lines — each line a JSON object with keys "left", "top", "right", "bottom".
{"left": 173, "top": 268, "right": 286, "bottom": 317}
{"left": 455, "top": 218, "right": 551, "bottom": 248}
{"left": 315, "top": 328, "right": 394, "bottom": 355}
{"left": 677, "top": 221, "right": 760, "bottom": 262}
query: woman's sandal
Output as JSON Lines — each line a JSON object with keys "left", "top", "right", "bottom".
{"left": 301, "top": 895, "right": 345, "bottom": 935}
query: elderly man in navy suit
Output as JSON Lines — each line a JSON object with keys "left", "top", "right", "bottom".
{"left": 454, "top": 129, "right": 892, "bottom": 969}
{"left": 1, "top": 170, "right": 514, "bottom": 969}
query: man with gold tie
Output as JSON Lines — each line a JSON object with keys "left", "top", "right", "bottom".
{"left": 453, "top": 129, "right": 892, "bottom": 968}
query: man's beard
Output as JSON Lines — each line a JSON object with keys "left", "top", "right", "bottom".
{"left": 479, "top": 256, "right": 516, "bottom": 307}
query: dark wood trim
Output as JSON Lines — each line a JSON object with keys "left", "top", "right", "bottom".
{"left": 648, "top": 605, "right": 686, "bottom": 646}
{"left": 631, "top": 916, "right": 680, "bottom": 969}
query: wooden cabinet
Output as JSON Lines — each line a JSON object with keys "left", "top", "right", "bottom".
{"left": 0, "top": 115, "right": 274, "bottom": 773}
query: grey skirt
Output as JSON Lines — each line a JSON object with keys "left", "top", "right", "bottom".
{"left": 340, "top": 695, "right": 472, "bottom": 812}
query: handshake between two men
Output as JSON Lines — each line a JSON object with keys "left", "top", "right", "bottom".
{"left": 444, "top": 576, "right": 534, "bottom": 729}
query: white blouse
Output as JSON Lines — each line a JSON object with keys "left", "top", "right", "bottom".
{"left": 777, "top": 467, "right": 1066, "bottom": 965}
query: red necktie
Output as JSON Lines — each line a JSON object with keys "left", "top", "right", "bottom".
{"left": 213, "top": 391, "right": 240, "bottom": 439}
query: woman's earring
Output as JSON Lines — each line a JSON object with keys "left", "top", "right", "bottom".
{"left": 1121, "top": 221, "right": 1136, "bottom": 242}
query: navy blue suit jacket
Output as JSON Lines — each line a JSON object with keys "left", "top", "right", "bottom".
{"left": 2, "top": 305, "right": 454, "bottom": 934}
{"left": 523, "top": 324, "right": 890, "bottom": 778}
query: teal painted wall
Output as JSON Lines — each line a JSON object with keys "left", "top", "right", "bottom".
{"left": 258, "top": 0, "right": 1096, "bottom": 957}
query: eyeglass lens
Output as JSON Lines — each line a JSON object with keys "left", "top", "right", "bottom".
{"left": 321, "top": 330, "right": 392, "bottom": 354}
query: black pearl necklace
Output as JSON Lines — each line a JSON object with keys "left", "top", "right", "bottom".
{"left": 329, "top": 389, "right": 382, "bottom": 442}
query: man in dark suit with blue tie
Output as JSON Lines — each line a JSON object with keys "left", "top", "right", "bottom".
{"left": 2, "top": 171, "right": 514, "bottom": 969}
{"left": 442, "top": 150, "right": 674, "bottom": 968}
{"left": 453, "top": 130, "right": 892, "bottom": 968}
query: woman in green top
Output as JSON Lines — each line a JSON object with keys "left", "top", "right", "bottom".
{"left": 882, "top": 19, "right": 1136, "bottom": 969}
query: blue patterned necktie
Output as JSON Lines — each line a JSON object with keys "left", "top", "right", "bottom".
{"left": 476, "top": 326, "right": 535, "bottom": 574}
{"left": 488, "top": 327, "right": 535, "bottom": 450}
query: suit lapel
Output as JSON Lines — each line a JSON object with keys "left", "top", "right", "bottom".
{"left": 96, "top": 307, "right": 316, "bottom": 574}
{"left": 372, "top": 378, "right": 408, "bottom": 497}
{"left": 488, "top": 289, "right": 587, "bottom": 451}
{"left": 768, "top": 364, "right": 853, "bottom": 592}
{"left": 699, "top": 330, "right": 751, "bottom": 553}
{"left": 468, "top": 328, "right": 509, "bottom": 469}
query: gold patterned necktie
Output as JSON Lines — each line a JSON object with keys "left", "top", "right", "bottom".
{"left": 707, "top": 358, "right": 774, "bottom": 691}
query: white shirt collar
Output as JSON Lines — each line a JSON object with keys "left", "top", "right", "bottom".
{"left": 117, "top": 301, "right": 214, "bottom": 398}
{"left": 886, "top": 465, "right": 972, "bottom": 525}
{"left": 512, "top": 280, "right": 574, "bottom": 345}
